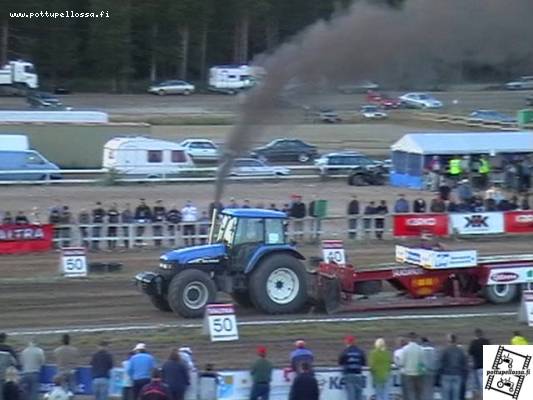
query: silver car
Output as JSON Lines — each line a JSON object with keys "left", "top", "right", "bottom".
{"left": 505, "top": 76, "right": 533, "bottom": 90}
{"left": 229, "top": 158, "right": 290, "bottom": 177}
{"left": 179, "top": 139, "right": 219, "bottom": 162}
{"left": 148, "top": 80, "right": 195, "bottom": 95}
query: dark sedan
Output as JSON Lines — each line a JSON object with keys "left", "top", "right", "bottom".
{"left": 250, "top": 139, "right": 318, "bottom": 163}
{"left": 26, "top": 92, "right": 63, "bottom": 109}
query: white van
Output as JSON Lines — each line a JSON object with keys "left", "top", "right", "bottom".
{"left": 102, "top": 137, "right": 193, "bottom": 178}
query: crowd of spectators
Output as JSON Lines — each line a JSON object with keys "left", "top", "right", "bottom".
{"left": 1, "top": 329, "right": 529, "bottom": 400}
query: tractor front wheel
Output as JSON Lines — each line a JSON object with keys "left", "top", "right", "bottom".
{"left": 249, "top": 254, "right": 308, "bottom": 314}
{"left": 168, "top": 270, "right": 217, "bottom": 318}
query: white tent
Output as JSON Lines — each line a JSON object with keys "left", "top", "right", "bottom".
{"left": 391, "top": 132, "right": 533, "bottom": 155}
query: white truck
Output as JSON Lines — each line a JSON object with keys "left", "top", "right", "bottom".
{"left": 208, "top": 65, "right": 263, "bottom": 94}
{"left": 0, "top": 60, "right": 38, "bottom": 92}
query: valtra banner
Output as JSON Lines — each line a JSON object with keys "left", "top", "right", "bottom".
{"left": 393, "top": 214, "right": 449, "bottom": 237}
{"left": 0, "top": 224, "right": 54, "bottom": 254}
{"left": 504, "top": 211, "right": 533, "bottom": 234}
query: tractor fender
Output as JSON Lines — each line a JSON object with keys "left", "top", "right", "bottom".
{"left": 244, "top": 245, "right": 305, "bottom": 274}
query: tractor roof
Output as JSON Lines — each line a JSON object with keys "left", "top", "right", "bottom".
{"left": 221, "top": 208, "right": 287, "bottom": 219}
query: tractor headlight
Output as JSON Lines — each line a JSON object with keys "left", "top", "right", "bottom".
{"left": 159, "top": 262, "right": 173, "bottom": 270}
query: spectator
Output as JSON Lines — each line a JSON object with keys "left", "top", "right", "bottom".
{"left": 166, "top": 205, "right": 182, "bottom": 246}
{"left": 53, "top": 334, "right": 79, "bottom": 396}
{"left": 521, "top": 195, "right": 530, "bottom": 210}
{"left": 438, "top": 334, "right": 467, "bottom": 400}
{"left": 134, "top": 199, "right": 153, "bottom": 246}
{"left": 468, "top": 329, "right": 490, "bottom": 400}
{"left": 59, "top": 206, "right": 72, "bottom": 247}
{"left": 281, "top": 203, "right": 290, "bottom": 214}
{"left": 242, "top": 200, "right": 251, "bottom": 209}
{"left": 289, "top": 195, "right": 306, "bottom": 241}
{"left": 30, "top": 206, "right": 42, "bottom": 224}
{"left": 439, "top": 182, "right": 452, "bottom": 201}
{"left": 198, "top": 211, "right": 210, "bottom": 244}
{"left": 249, "top": 346, "right": 273, "bottom": 400}
{"left": 363, "top": 201, "right": 377, "bottom": 236}
{"left": 20, "top": 340, "right": 45, "bottom": 400}
{"left": 430, "top": 197, "right": 446, "bottom": 213}
{"left": 290, "top": 340, "right": 314, "bottom": 374}
{"left": 399, "top": 332, "right": 425, "bottom": 400}
{"left": 446, "top": 198, "right": 459, "bottom": 213}
{"left": 485, "top": 198, "right": 497, "bottom": 212}
{"left": 46, "top": 375, "right": 70, "bottom": 400}
{"left": 14, "top": 211, "right": 28, "bottom": 225}
{"left": 456, "top": 180, "right": 473, "bottom": 203}
{"left": 90, "top": 341, "right": 114, "bottom": 400}
{"left": 0, "top": 333, "right": 19, "bottom": 367}
{"left": 448, "top": 155, "right": 462, "bottom": 180}
{"left": 394, "top": 194, "right": 409, "bottom": 213}
{"left": 161, "top": 349, "right": 190, "bottom": 400}
{"left": 107, "top": 203, "right": 120, "bottom": 250}
{"left": 197, "top": 364, "right": 220, "bottom": 400}
{"left": 3, "top": 367, "right": 23, "bottom": 400}
{"left": 288, "top": 362, "right": 318, "bottom": 400}
{"left": 428, "top": 156, "right": 442, "bottom": 191}
{"left": 121, "top": 204, "right": 134, "bottom": 249}
{"left": 0, "top": 339, "right": 17, "bottom": 400}
{"left": 485, "top": 184, "right": 504, "bottom": 205}
{"left": 79, "top": 209, "right": 91, "bottom": 248}
{"left": 338, "top": 336, "right": 366, "bottom": 400}
{"left": 128, "top": 343, "right": 155, "bottom": 400}
{"left": 226, "top": 198, "right": 239, "bottom": 209}
{"left": 369, "top": 338, "right": 392, "bottom": 400}
{"left": 412, "top": 198, "right": 427, "bottom": 213}
{"left": 268, "top": 203, "right": 279, "bottom": 211}
{"left": 511, "top": 331, "right": 529, "bottom": 345}
{"left": 420, "top": 337, "right": 438, "bottom": 400}
{"left": 208, "top": 201, "right": 224, "bottom": 218}
{"left": 181, "top": 201, "right": 198, "bottom": 246}
{"left": 375, "top": 200, "right": 388, "bottom": 240}
{"left": 92, "top": 202, "right": 106, "bottom": 250}
{"left": 347, "top": 195, "right": 360, "bottom": 240}
{"left": 122, "top": 352, "right": 135, "bottom": 400}
{"left": 48, "top": 209, "right": 60, "bottom": 225}
{"left": 178, "top": 347, "right": 195, "bottom": 373}
{"left": 509, "top": 195, "right": 519, "bottom": 210}
{"left": 139, "top": 369, "right": 171, "bottom": 400}
{"left": 152, "top": 200, "right": 166, "bottom": 247}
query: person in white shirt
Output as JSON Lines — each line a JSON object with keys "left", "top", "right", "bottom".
{"left": 399, "top": 333, "right": 425, "bottom": 400}
{"left": 181, "top": 201, "right": 198, "bottom": 246}
{"left": 394, "top": 337, "right": 407, "bottom": 400}
{"left": 21, "top": 340, "right": 46, "bottom": 400}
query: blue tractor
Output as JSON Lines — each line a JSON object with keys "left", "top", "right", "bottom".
{"left": 135, "top": 208, "right": 309, "bottom": 318}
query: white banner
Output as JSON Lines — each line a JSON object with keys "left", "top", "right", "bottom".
{"left": 487, "top": 267, "right": 533, "bottom": 286}
{"left": 395, "top": 245, "right": 477, "bottom": 269}
{"left": 450, "top": 212, "right": 504, "bottom": 235}
{"left": 519, "top": 291, "right": 533, "bottom": 327}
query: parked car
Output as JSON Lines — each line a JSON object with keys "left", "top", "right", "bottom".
{"left": 347, "top": 167, "right": 387, "bottom": 186}
{"left": 148, "top": 80, "right": 195, "bottom": 95}
{"left": 337, "top": 80, "right": 379, "bottom": 94}
{"left": 469, "top": 110, "right": 516, "bottom": 124}
{"left": 26, "top": 92, "right": 63, "bottom": 109}
{"left": 229, "top": 158, "right": 290, "bottom": 177}
{"left": 314, "top": 151, "right": 382, "bottom": 176}
{"left": 505, "top": 76, "right": 533, "bottom": 90}
{"left": 179, "top": 139, "right": 219, "bottom": 162}
{"left": 399, "top": 92, "right": 443, "bottom": 109}
{"left": 314, "top": 109, "right": 341, "bottom": 123}
{"left": 360, "top": 105, "right": 388, "bottom": 119}
{"left": 366, "top": 91, "right": 402, "bottom": 109}
{"left": 0, "top": 150, "right": 61, "bottom": 180}
{"left": 250, "top": 139, "right": 318, "bottom": 163}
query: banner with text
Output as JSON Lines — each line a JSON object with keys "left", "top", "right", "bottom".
{"left": 0, "top": 224, "right": 54, "bottom": 254}
{"left": 450, "top": 212, "right": 504, "bottom": 235}
{"left": 505, "top": 211, "right": 533, "bottom": 234}
{"left": 393, "top": 214, "right": 449, "bottom": 237}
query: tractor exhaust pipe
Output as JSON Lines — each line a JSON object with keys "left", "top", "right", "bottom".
{"left": 208, "top": 208, "right": 218, "bottom": 245}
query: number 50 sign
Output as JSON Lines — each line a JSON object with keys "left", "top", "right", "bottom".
{"left": 60, "top": 247, "right": 88, "bottom": 277}
{"left": 203, "top": 303, "right": 239, "bottom": 342}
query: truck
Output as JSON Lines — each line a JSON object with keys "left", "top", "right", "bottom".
{"left": 0, "top": 60, "right": 38, "bottom": 92}
{"left": 208, "top": 65, "right": 261, "bottom": 95}
{"left": 135, "top": 209, "right": 533, "bottom": 318}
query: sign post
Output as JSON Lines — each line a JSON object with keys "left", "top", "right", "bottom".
{"left": 321, "top": 240, "right": 346, "bottom": 265}
{"left": 60, "top": 247, "right": 88, "bottom": 277}
{"left": 203, "top": 303, "right": 239, "bottom": 342}
{"left": 519, "top": 290, "right": 533, "bottom": 327}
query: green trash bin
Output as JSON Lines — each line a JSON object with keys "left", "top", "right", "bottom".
{"left": 312, "top": 199, "right": 328, "bottom": 218}
{"left": 517, "top": 109, "right": 533, "bottom": 126}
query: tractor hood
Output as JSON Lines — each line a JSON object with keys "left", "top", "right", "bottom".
{"left": 161, "top": 243, "right": 226, "bottom": 264}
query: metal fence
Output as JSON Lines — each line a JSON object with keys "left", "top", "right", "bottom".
{"left": 50, "top": 215, "right": 393, "bottom": 250}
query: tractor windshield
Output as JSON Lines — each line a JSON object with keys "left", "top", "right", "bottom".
{"left": 213, "top": 215, "right": 238, "bottom": 246}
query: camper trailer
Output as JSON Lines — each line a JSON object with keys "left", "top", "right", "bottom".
{"left": 208, "top": 65, "right": 260, "bottom": 94}
{"left": 102, "top": 137, "right": 193, "bottom": 178}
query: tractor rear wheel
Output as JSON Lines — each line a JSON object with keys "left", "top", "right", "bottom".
{"left": 483, "top": 284, "right": 519, "bottom": 304}
{"left": 168, "top": 270, "right": 217, "bottom": 318}
{"left": 249, "top": 253, "right": 308, "bottom": 314}
{"left": 149, "top": 295, "right": 172, "bottom": 312}
{"left": 231, "top": 291, "right": 254, "bottom": 308}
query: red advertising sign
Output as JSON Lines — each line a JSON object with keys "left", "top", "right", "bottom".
{"left": 504, "top": 211, "right": 533, "bottom": 233}
{"left": 0, "top": 224, "right": 54, "bottom": 254}
{"left": 393, "top": 214, "right": 449, "bottom": 237}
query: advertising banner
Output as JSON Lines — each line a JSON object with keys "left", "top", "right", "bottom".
{"left": 393, "top": 214, "right": 448, "bottom": 237}
{"left": 505, "top": 211, "right": 533, "bottom": 234}
{"left": 0, "top": 224, "right": 54, "bottom": 254}
{"left": 450, "top": 212, "right": 504, "bottom": 235}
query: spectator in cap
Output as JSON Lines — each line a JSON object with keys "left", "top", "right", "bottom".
{"left": 139, "top": 369, "right": 171, "bottom": 400}
{"left": 338, "top": 336, "right": 366, "bottom": 400}
{"left": 178, "top": 347, "right": 195, "bottom": 373}
{"left": 90, "top": 341, "right": 114, "bottom": 400}
{"left": 288, "top": 362, "right": 318, "bottom": 400}
{"left": 250, "top": 346, "right": 273, "bottom": 400}
{"left": 128, "top": 343, "right": 155, "bottom": 400}
{"left": 161, "top": 349, "right": 190, "bottom": 400}
{"left": 369, "top": 338, "right": 392, "bottom": 400}
{"left": 290, "top": 340, "right": 314, "bottom": 374}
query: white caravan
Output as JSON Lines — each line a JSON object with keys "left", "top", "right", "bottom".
{"left": 208, "top": 65, "right": 263, "bottom": 94}
{"left": 0, "top": 60, "right": 38, "bottom": 89}
{"left": 103, "top": 137, "right": 193, "bottom": 178}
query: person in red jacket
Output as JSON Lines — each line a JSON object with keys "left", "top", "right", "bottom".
{"left": 139, "top": 369, "right": 172, "bottom": 400}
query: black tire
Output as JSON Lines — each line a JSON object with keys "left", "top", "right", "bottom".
{"left": 298, "top": 153, "right": 310, "bottom": 163}
{"left": 167, "top": 270, "right": 217, "bottom": 318}
{"left": 183, "top": 90, "right": 191, "bottom": 96}
{"left": 249, "top": 253, "right": 308, "bottom": 314}
{"left": 483, "top": 284, "right": 519, "bottom": 304}
{"left": 158, "top": 89, "right": 166, "bottom": 96}
{"left": 349, "top": 174, "right": 365, "bottom": 186}
{"left": 149, "top": 295, "right": 172, "bottom": 312}
{"left": 231, "top": 291, "right": 254, "bottom": 308}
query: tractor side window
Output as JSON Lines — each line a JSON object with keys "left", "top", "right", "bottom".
{"left": 265, "top": 219, "right": 284, "bottom": 244}
{"left": 216, "top": 216, "right": 237, "bottom": 246}
{"left": 234, "top": 218, "right": 264, "bottom": 246}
